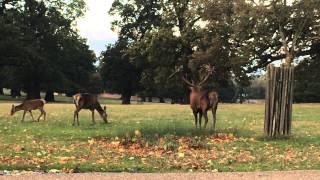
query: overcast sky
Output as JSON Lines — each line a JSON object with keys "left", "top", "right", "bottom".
{"left": 77, "top": 0, "right": 118, "bottom": 56}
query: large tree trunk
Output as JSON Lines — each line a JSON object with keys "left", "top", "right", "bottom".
{"left": 11, "top": 88, "right": 21, "bottom": 98}
{"left": 171, "top": 98, "right": 176, "bottom": 104}
{"left": 121, "top": 91, "right": 131, "bottom": 104}
{"left": 0, "top": 87, "right": 3, "bottom": 95}
{"left": 239, "top": 87, "right": 245, "bottom": 104}
{"left": 159, "top": 97, "right": 165, "bottom": 103}
{"left": 148, "top": 97, "right": 152, "bottom": 102}
{"left": 26, "top": 89, "right": 41, "bottom": 100}
{"left": 45, "top": 91, "right": 55, "bottom": 102}
{"left": 26, "top": 83, "right": 41, "bottom": 100}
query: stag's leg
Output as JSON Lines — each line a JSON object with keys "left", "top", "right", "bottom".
{"left": 199, "top": 112, "right": 203, "bottom": 129}
{"left": 212, "top": 103, "right": 218, "bottom": 130}
{"left": 193, "top": 111, "right": 198, "bottom": 128}
{"left": 22, "top": 111, "right": 26, "bottom": 122}
{"left": 29, "top": 111, "right": 35, "bottom": 121}
{"left": 91, "top": 110, "right": 95, "bottom": 125}
{"left": 203, "top": 111, "right": 209, "bottom": 129}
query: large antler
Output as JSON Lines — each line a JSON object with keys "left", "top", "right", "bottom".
{"left": 198, "top": 65, "right": 214, "bottom": 86}
{"left": 181, "top": 75, "right": 196, "bottom": 87}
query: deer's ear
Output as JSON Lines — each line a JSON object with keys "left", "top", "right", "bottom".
{"left": 12, "top": 104, "right": 14, "bottom": 108}
{"left": 104, "top": 106, "right": 106, "bottom": 111}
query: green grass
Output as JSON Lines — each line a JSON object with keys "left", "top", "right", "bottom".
{"left": 0, "top": 100, "right": 320, "bottom": 172}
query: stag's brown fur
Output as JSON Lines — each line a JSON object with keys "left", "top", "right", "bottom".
{"left": 189, "top": 86, "right": 219, "bottom": 129}
{"left": 180, "top": 65, "right": 218, "bottom": 130}
{"left": 73, "top": 93, "right": 107, "bottom": 126}
{"left": 10, "top": 99, "right": 46, "bottom": 122}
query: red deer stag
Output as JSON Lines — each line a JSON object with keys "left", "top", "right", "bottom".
{"left": 73, "top": 93, "right": 108, "bottom": 126}
{"left": 10, "top": 99, "right": 46, "bottom": 122}
{"left": 182, "top": 68, "right": 219, "bottom": 130}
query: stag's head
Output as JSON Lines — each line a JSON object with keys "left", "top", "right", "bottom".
{"left": 10, "top": 105, "right": 16, "bottom": 116}
{"left": 181, "top": 65, "right": 214, "bottom": 90}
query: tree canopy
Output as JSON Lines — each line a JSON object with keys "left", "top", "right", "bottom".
{"left": 0, "top": 0, "right": 97, "bottom": 101}
{"left": 105, "top": 0, "right": 320, "bottom": 104}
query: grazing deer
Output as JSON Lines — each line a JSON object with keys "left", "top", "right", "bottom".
{"left": 73, "top": 93, "right": 108, "bottom": 126}
{"left": 181, "top": 67, "right": 219, "bottom": 130}
{"left": 10, "top": 99, "right": 46, "bottom": 122}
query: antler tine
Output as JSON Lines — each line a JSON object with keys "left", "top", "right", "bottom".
{"left": 167, "top": 66, "right": 183, "bottom": 80}
{"left": 198, "top": 65, "right": 214, "bottom": 86}
{"left": 181, "top": 75, "right": 196, "bottom": 87}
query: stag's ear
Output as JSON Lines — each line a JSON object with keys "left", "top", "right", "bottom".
{"left": 104, "top": 106, "right": 106, "bottom": 111}
{"left": 12, "top": 104, "right": 14, "bottom": 109}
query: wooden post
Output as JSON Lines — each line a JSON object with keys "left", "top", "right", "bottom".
{"left": 264, "top": 64, "right": 294, "bottom": 137}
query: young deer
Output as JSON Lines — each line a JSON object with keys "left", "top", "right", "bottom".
{"left": 73, "top": 93, "right": 108, "bottom": 126}
{"left": 181, "top": 66, "right": 219, "bottom": 130}
{"left": 10, "top": 99, "right": 46, "bottom": 122}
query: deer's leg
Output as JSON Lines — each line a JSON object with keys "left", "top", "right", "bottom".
{"left": 38, "top": 108, "right": 45, "bottom": 121}
{"left": 212, "top": 103, "right": 218, "bottom": 130}
{"left": 37, "top": 109, "right": 42, "bottom": 121}
{"left": 76, "top": 109, "right": 80, "bottom": 126}
{"left": 37, "top": 109, "right": 43, "bottom": 122}
{"left": 203, "top": 111, "right": 209, "bottom": 129}
{"left": 199, "top": 112, "right": 203, "bottom": 129}
{"left": 91, "top": 110, "right": 95, "bottom": 125}
{"left": 29, "top": 111, "right": 35, "bottom": 121}
{"left": 22, "top": 111, "right": 26, "bottom": 122}
{"left": 43, "top": 108, "right": 46, "bottom": 121}
{"left": 193, "top": 111, "right": 198, "bottom": 128}
{"left": 73, "top": 109, "right": 78, "bottom": 126}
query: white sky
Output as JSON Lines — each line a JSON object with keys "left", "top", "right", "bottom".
{"left": 77, "top": 0, "right": 118, "bottom": 56}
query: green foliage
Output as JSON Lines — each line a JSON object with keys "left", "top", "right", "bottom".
{"left": 109, "top": 0, "right": 162, "bottom": 41}
{"left": 109, "top": 0, "right": 228, "bottom": 102}
{"left": 294, "top": 45, "right": 320, "bottom": 102}
{"left": 107, "top": 0, "right": 320, "bottom": 103}
{"left": 0, "top": 0, "right": 96, "bottom": 99}
{"left": 99, "top": 41, "right": 140, "bottom": 104}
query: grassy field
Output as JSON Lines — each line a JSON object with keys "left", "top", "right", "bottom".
{"left": 0, "top": 99, "right": 319, "bottom": 172}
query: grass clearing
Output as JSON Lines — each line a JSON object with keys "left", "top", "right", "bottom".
{"left": 0, "top": 101, "right": 319, "bottom": 172}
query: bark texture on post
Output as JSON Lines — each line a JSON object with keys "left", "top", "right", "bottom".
{"left": 265, "top": 64, "right": 294, "bottom": 137}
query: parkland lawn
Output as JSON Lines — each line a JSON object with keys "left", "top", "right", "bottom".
{"left": 0, "top": 99, "right": 319, "bottom": 172}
